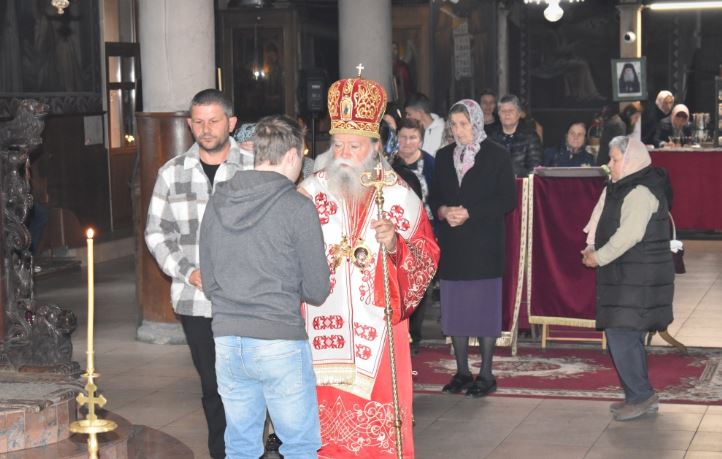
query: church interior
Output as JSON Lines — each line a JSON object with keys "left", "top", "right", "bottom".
{"left": 1, "top": 0, "right": 722, "bottom": 458}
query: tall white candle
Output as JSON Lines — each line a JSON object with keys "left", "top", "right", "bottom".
{"left": 86, "top": 228, "right": 95, "bottom": 372}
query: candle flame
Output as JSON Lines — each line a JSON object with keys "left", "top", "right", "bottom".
{"left": 86, "top": 228, "right": 95, "bottom": 239}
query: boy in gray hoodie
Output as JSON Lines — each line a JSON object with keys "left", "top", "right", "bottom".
{"left": 199, "top": 115, "right": 330, "bottom": 459}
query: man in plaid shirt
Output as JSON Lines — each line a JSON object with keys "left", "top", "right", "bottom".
{"left": 145, "top": 89, "right": 253, "bottom": 459}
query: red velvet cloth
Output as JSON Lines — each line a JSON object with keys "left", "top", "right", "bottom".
{"left": 501, "top": 179, "right": 524, "bottom": 331}
{"left": 650, "top": 150, "right": 722, "bottom": 231}
{"left": 529, "top": 176, "right": 605, "bottom": 321}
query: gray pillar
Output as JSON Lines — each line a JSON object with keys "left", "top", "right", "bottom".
{"left": 138, "top": 0, "right": 215, "bottom": 112}
{"left": 497, "top": 4, "right": 509, "bottom": 97}
{"left": 338, "top": 0, "right": 393, "bottom": 95}
{"left": 617, "top": 4, "right": 642, "bottom": 60}
{"left": 135, "top": 0, "right": 215, "bottom": 344}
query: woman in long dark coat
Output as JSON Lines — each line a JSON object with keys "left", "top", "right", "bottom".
{"left": 430, "top": 99, "right": 517, "bottom": 397}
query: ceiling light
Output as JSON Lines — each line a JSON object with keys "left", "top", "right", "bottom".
{"left": 544, "top": 0, "right": 564, "bottom": 21}
{"left": 524, "top": 0, "right": 584, "bottom": 23}
{"left": 648, "top": 1, "right": 722, "bottom": 10}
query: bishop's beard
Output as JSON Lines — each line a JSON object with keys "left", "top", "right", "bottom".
{"left": 325, "top": 151, "right": 384, "bottom": 200}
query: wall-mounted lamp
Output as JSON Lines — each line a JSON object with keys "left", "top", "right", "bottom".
{"left": 648, "top": 1, "right": 722, "bottom": 10}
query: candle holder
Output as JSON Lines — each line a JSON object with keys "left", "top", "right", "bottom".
{"left": 69, "top": 229, "right": 117, "bottom": 458}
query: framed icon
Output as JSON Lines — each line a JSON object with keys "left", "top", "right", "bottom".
{"left": 611, "top": 57, "right": 647, "bottom": 102}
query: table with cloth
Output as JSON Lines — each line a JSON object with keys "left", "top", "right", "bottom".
{"left": 649, "top": 148, "right": 722, "bottom": 232}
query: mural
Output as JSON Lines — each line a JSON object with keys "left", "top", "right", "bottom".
{"left": 525, "top": 1, "right": 616, "bottom": 109}
{"left": 0, "top": 0, "right": 101, "bottom": 115}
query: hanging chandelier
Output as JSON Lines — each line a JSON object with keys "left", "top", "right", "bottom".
{"left": 51, "top": 0, "right": 70, "bottom": 14}
{"left": 524, "top": 0, "right": 585, "bottom": 23}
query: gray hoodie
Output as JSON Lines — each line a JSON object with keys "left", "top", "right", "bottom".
{"left": 199, "top": 170, "right": 330, "bottom": 340}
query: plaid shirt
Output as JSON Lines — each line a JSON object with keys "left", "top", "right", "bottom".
{"left": 144, "top": 137, "right": 254, "bottom": 317}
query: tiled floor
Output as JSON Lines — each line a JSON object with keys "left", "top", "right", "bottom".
{"left": 33, "top": 240, "right": 722, "bottom": 459}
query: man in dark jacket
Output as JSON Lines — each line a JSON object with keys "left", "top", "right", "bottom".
{"left": 488, "top": 94, "right": 542, "bottom": 177}
{"left": 199, "top": 115, "right": 330, "bottom": 457}
{"left": 582, "top": 136, "right": 674, "bottom": 422}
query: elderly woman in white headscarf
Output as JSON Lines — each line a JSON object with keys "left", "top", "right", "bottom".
{"left": 642, "top": 90, "right": 674, "bottom": 145}
{"left": 582, "top": 135, "right": 674, "bottom": 422}
{"left": 430, "top": 99, "right": 516, "bottom": 398}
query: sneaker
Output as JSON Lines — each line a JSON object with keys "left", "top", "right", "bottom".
{"left": 466, "top": 377, "right": 497, "bottom": 398}
{"left": 613, "top": 393, "right": 659, "bottom": 421}
{"left": 609, "top": 400, "right": 626, "bottom": 413}
{"left": 442, "top": 373, "right": 473, "bottom": 394}
{"left": 265, "top": 432, "right": 282, "bottom": 452}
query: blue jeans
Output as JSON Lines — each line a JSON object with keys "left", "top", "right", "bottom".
{"left": 214, "top": 336, "right": 321, "bottom": 459}
{"left": 605, "top": 328, "right": 655, "bottom": 404}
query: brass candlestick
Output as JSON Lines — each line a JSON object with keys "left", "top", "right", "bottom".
{"left": 361, "top": 160, "right": 403, "bottom": 459}
{"left": 69, "top": 229, "right": 117, "bottom": 458}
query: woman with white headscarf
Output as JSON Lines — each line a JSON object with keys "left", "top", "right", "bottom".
{"left": 582, "top": 135, "right": 674, "bottom": 421}
{"left": 430, "top": 99, "right": 516, "bottom": 398}
{"left": 642, "top": 90, "right": 674, "bottom": 145}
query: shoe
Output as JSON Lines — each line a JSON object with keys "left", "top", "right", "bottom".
{"left": 466, "top": 377, "right": 497, "bottom": 398}
{"left": 442, "top": 373, "right": 473, "bottom": 394}
{"left": 609, "top": 400, "right": 626, "bottom": 413}
{"left": 613, "top": 393, "right": 659, "bottom": 421}
{"left": 265, "top": 432, "right": 282, "bottom": 452}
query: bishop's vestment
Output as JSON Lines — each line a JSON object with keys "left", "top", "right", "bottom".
{"left": 301, "top": 170, "right": 439, "bottom": 458}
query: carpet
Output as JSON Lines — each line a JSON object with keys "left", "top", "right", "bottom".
{"left": 411, "top": 342, "right": 722, "bottom": 404}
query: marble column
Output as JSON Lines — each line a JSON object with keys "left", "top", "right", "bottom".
{"left": 338, "top": 0, "right": 393, "bottom": 95}
{"left": 135, "top": 0, "right": 215, "bottom": 344}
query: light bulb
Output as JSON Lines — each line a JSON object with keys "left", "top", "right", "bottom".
{"left": 544, "top": 0, "right": 564, "bottom": 22}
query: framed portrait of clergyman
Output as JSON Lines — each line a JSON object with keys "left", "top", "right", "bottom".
{"left": 612, "top": 57, "right": 647, "bottom": 102}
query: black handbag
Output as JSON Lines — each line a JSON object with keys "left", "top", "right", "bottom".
{"left": 670, "top": 213, "right": 685, "bottom": 274}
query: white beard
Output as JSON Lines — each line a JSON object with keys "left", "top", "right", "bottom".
{"left": 325, "top": 150, "right": 386, "bottom": 200}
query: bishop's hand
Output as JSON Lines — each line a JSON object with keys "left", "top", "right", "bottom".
{"left": 370, "top": 218, "right": 398, "bottom": 253}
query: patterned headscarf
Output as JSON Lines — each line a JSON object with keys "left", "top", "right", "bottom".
{"left": 449, "top": 99, "right": 486, "bottom": 184}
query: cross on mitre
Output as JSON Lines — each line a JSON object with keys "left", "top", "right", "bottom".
{"left": 356, "top": 63, "right": 365, "bottom": 77}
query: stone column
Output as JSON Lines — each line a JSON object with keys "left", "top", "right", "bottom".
{"left": 617, "top": 3, "right": 642, "bottom": 59}
{"left": 338, "top": 0, "right": 393, "bottom": 94}
{"left": 497, "top": 3, "right": 509, "bottom": 97}
{"left": 617, "top": 3, "right": 643, "bottom": 138}
{"left": 135, "top": 0, "right": 215, "bottom": 344}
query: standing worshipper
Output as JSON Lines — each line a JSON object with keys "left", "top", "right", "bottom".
{"left": 582, "top": 136, "right": 674, "bottom": 421}
{"left": 596, "top": 102, "right": 642, "bottom": 166}
{"left": 488, "top": 94, "right": 543, "bottom": 177}
{"left": 391, "top": 117, "right": 437, "bottom": 355}
{"left": 404, "top": 92, "right": 446, "bottom": 157}
{"left": 431, "top": 99, "right": 517, "bottom": 398}
{"left": 642, "top": 90, "right": 674, "bottom": 145}
{"left": 299, "top": 73, "right": 439, "bottom": 458}
{"left": 144, "top": 89, "right": 254, "bottom": 459}
{"left": 199, "top": 115, "right": 330, "bottom": 458}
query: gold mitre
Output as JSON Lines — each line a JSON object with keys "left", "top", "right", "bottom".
{"left": 327, "top": 65, "right": 387, "bottom": 139}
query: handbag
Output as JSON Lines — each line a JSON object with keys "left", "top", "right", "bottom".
{"left": 669, "top": 213, "right": 685, "bottom": 274}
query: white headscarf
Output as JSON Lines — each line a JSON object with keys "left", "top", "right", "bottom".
{"left": 655, "top": 90, "right": 674, "bottom": 114}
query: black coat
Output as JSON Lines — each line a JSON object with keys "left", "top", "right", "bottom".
{"left": 653, "top": 117, "right": 694, "bottom": 147}
{"left": 596, "top": 114, "right": 628, "bottom": 166}
{"left": 430, "top": 140, "right": 517, "bottom": 280}
{"left": 595, "top": 167, "right": 675, "bottom": 331}
{"left": 488, "top": 125, "right": 543, "bottom": 177}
